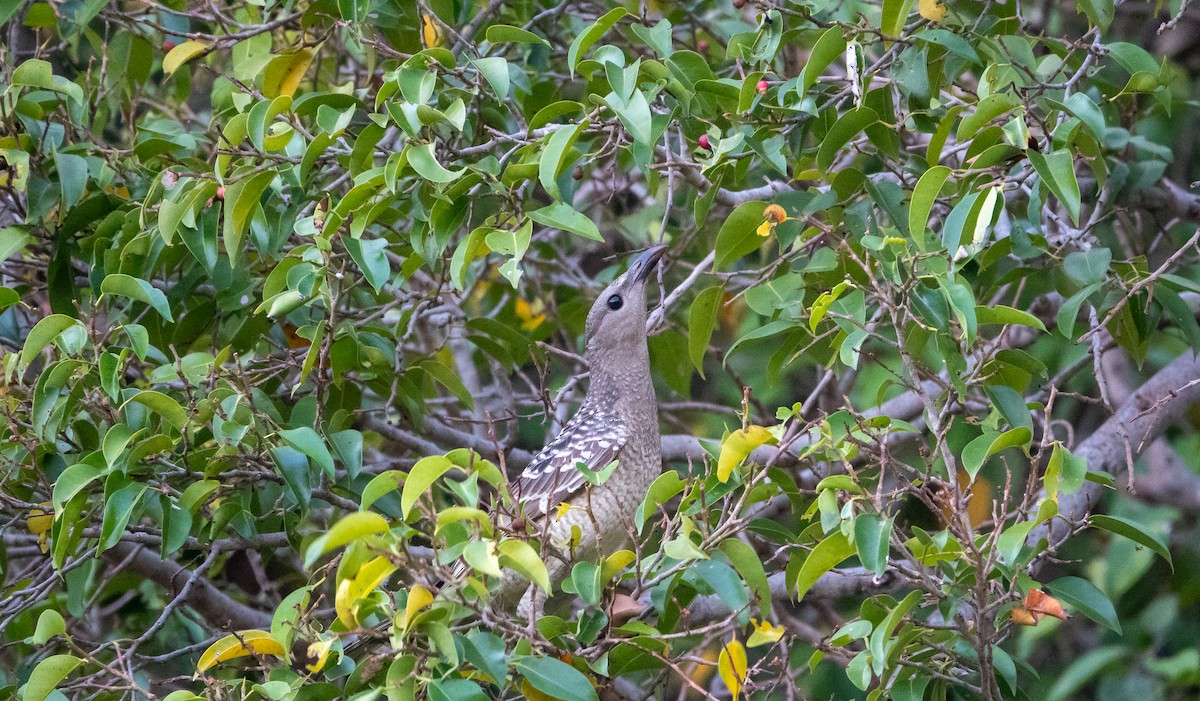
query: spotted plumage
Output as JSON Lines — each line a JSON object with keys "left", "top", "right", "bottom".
{"left": 513, "top": 406, "right": 628, "bottom": 518}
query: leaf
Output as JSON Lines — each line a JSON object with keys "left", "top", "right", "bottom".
{"left": 527, "top": 202, "right": 603, "bottom": 241}
{"left": 264, "top": 48, "right": 316, "bottom": 99}
{"left": 854, "top": 513, "right": 892, "bottom": 577}
{"left": 789, "top": 529, "right": 856, "bottom": 601}
{"left": 717, "top": 426, "right": 778, "bottom": 482}
{"left": 336, "top": 555, "right": 398, "bottom": 628}
{"left": 817, "top": 107, "right": 878, "bottom": 175}
{"left": 122, "top": 391, "right": 188, "bottom": 430}
{"left": 747, "top": 618, "right": 785, "bottom": 647}
{"left": 22, "top": 654, "right": 82, "bottom": 701}
{"left": 196, "top": 630, "right": 286, "bottom": 672}
{"left": 1046, "top": 576, "right": 1121, "bottom": 633}
{"left": 718, "top": 638, "right": 748, "bottom": 701}
{"left": 1063, "top": 249, "right": 1111, "bottom": 287}
{"left": 1090, "top": 515, "right": 1173, "bottom": 570}
{"left": 636, "top": 471, "right": 686, "bottom": 532}
{"left": 408, "top": 142, "right": 465, "bottom": 184}
{"left": 498, "top": 539, "right": 551, "bottom": 592}
{"left": 720, "top": 539, "right": 772, "bottom": 616}
{"left": 20, "top": 314, "right": 83, "bottom": 368}
{"left": 222, "top": 170, "right": 276, "bottom": 266}
{"left": 1028, "top": 149, "right": 1081, "bottom": 225}
{"left": 567, "top": 8, "right": 628, "bottom": 75}
{"left": 961, "top": 427, "right": 1032, "bottom": 480}
{"left": 304, "top": 511, "right": 390, "bottom": 566}
{"left": 279, "top": 427, "right": 335, "bottom": 477}
{"left": 918, "top": 0, "right": 947, "bottom": 21}
{"left": 400, "top": 455, "right": 454, "bottom": 519}
{"left": 515, "top": 656, "right": 599, "bottom": 701}
{"left": 1076, "top": 0, "right": 1114, "bottom": 31}
{"left": 688, "top": 286, "right": 723, "bottom": 378}
{"left": 472, "top": 56, "right": 510, "bottom": 100}
{"left": 429, "top": 679, "right": 489, "bottom": 701}
{"left": 797, "top": 28, "right": 847, "bottom": 99}
{"left": 881, "top": 0, "right": 917, "bottom": 38}
{"left": 975, "top": 305, "right": 1047, "bottom": 331}
{"left": 485, "top": 24, "right": 551, "bottom": 47}
{"left": 101, "top": 273, "right": 174, "bottom": 322}
{"left": 714, "top": 201, "right": 770, "bottom": 270}
{"left": 538, "top": 121, "right": 589, "bottom": 202}
{"left": 163, "top": 40, "right": 208, "bottom": 75}
{"left": 908, "top": 165, "right": 951, "bottom": 251}
{"left": 399, "top": 583, "right": 435, "bottom": 631}
{"left": 31, "top": 610, "right": 66, "bottom": 645}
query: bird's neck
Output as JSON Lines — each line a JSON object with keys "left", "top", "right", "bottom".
{"left": 584, "top": 342, "right": 655, "bottom": 418}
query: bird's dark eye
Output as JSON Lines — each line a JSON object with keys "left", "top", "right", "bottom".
{"left": 607, "top": 294, "right": 623, "bottom": 311}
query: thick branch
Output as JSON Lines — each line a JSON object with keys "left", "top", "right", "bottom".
{"left": 1031, "top": 352, "right": 1200, "bottom": 558}
{"left": 106, "top": 544, "right": 272, "bottom": 632}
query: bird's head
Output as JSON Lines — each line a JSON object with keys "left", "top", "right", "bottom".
{"left": 583, "top": 245, "right": 666, "bottom": 359}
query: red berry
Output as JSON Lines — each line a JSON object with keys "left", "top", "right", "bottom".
{"left": 733, "top": 0, "right": 747, "bottom": 8}
{"left": 215, "top": 186, "right": 225, "bottom": 200}
{"left": 698, "top": 134, "right": 712, "bottom": 150}
{"left": 163, "top": 40, "right": 176, "bottom": 52}
{"left": 698, "top": 39, "right": 710, "bottom": 52}
{"left": 757, "top": 80, "right": 769, "bottom": 93}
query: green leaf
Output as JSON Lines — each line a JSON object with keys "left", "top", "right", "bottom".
{"left": 408, "top": 142, "right": 465, "bottom": 184}
{"left": 688, "top": 285, "right": 723, "bottom": 378}
{"left": 514, "top": 656, "right": 600, "bottom": 701}
{"left": 975, "top": 305, "right": 1047, "bottom": 331}
{"left": 400, "top": 456, "right": 454, "bottom": 519}
{"left": 304, "top": 511, "right": 390, "bottom": 566}
{"left": 22, "top": 654, "right": 82, "bottom": 701}
{"left": 1028, "top": 149, "right": 1081, "bottom": 225}
{"left": 1046, "top": 576, "right": 1121, "bottom": 633}
{"left": 1076, "top": 0, "right": 1114, "bottom": 31}
{"left": 797, "top": 28, "right": 847, "bottom": 100}
{"left": 222, "top": 170, "right": 276, "bottom": 266}
{"left": 123, "top": 391, "right": 188, "bottom": 430}
{"left": 1090, "top": 515, "right": 1173, "bottom": 570}
{"left": 789, "top": 530, "right": 856, "bottom": 602}
{"left": 52, "top": 464, "right": 104, "bottom": 512}
{"left": 472, "top": 56, "right": 510, "bottom": 100}
{"left": 528, "top": 202, "right": 603, "bottom": 241}
{"left": 818, "top": 107, "right": 878, "bottom": 175}
{"left": 31, "top": 610, "right": 66, "bottom": 645}
{"left": 881, "top": 0, "right": 917, "bottom": 38}
{"left": 485, "top": 24, "right": 551, "bottom": 47}
{"left": 497, "top": 539, "right": 551, "bottom": 592}
{"left": 569, "top": 561, "right": 603, "bottom": 607}
{"left": 428, "top": 679, "right": 489, "bottom": 701}
{"left": 538, "top": 121, "right": 589, "bottom": 202}
{"left": 20, "top": 314, "right": 84, "bottom": 368}
{"left": 101, "top": 273, "right": 174, "bottom": 322}
{"left": 714, "top": 201, "right": 770, "bottom": 270}
{"left": 636, "top": 470, "right": 686, "bottom": 532}
{"left": 343, "top": 237, "right": 391, "bottom": 294}
{"left": 463, "top": 630, "right": 508, "bottom": 685}
{"left": 1064, "top": 249, "right": 1111, "bottom": 287}
{"left": 961, "top": 427, "right": 1032, "bottom": 480}
{"left": 908, "top": 165, "right": 951, "bottom": 251}
{"left": 719, "top": 538, "right": 772, "bottom": 617}
{"left": 567, "top": 8, "right": 628, "bottom": 75}
{"left": 162, "top": 40, "right": 208, "bottom": 75}
{"left": 1045, "top": 646, "right": 1129, "bottom": 701}
{"left": 854, "top": 514, "right": 892, "bottom": 577}
{"left": 279, "top": 427, "right": 335, "bottom": 477}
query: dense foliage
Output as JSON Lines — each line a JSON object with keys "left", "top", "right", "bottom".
{"left": 4, "top": 0, "right": 1200, "bottom": 698}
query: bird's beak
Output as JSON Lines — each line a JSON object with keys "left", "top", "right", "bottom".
{"left": 631, "top": 245, "right": 667, "bottom": 284}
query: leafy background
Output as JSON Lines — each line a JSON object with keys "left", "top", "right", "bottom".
{"left": 3, "top": 0, "right": 1200, "bottom": 699}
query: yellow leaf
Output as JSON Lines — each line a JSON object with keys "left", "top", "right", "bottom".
{"left": 515, "top": 297, "right": 547, "bottom": 331}
{"left": 264, "top": 48, "right": 317, "bottom": 99}
{"left": 601, "top": 549, "right": 636, "bottom": 581}
{"left": 554, "top": 502, "right": 572, "bottom": 520}
{"left": 717, "top": 425, "right": 778, "bottom": 482}
{"left": 498, "top": 538, "right": 551, "bottom": 592}
{"left": 196, "top": 630, "right": 285, "bottom": 673}
{"left": 421, "top": 12, "right": 445, "bottom": 48}
{"left": 26, "top": 504, "right": 52, "bottom": 535}
{"left": 305, "top": 638, "right": 335, "bottom": 672}
{"left": 919, "top": 0, "right": 947, "bottom": 21}
{"left": 718, "top": 637, "right": 748, "bottom": 701}
{"left": 755, "top": 220, "right": 774, "bottom": 237}
{"left": 335, "top": 556, "right": 398, "bottom": 629}
{"left": 400, "top": 583, "right": 434, "bottom": 632}
{"left": 747, "top": 618, "right": 784, "bottom": 647}
{"left": 163, "top": 40, "right": 209, "bottom": 76}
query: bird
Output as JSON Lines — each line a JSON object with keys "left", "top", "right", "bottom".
{"left": 495, "top": 244, "right": 666, "bottom": 615}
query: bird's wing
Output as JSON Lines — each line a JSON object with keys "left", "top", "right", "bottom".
{"left": 513, "top": 406, "right": 628, "bottom": 519}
